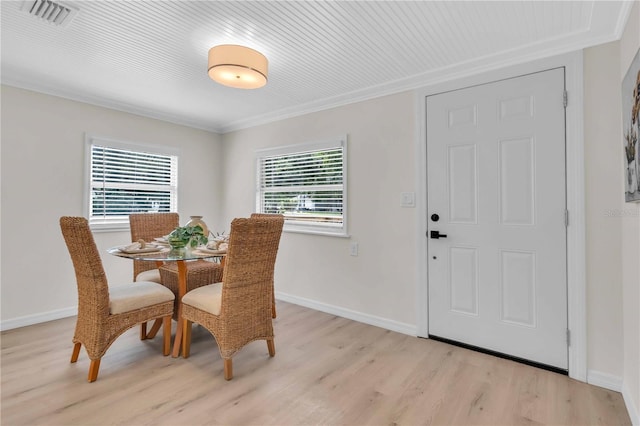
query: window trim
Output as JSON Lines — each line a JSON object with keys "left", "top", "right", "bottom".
{"left": 84, "top": 134, "right": 180, "bottom": 232}
{"left": 255, "top": 135, "right": 348, "bottom": 237}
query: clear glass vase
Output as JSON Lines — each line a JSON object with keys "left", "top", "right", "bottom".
{"left": 185, "top": 215, "right": 209, "bottom": 237}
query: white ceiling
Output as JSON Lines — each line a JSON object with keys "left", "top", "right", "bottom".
{"left": 1, "top": 1, "right": 632, "bottom": 133}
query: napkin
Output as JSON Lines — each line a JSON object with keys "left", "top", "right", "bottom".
{"left": 123, "top": 242, "right": 143, "bottom": 251}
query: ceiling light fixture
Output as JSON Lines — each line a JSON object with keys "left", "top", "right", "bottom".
{"left": 207, "top": 44, "right": 268, "bottom": 89}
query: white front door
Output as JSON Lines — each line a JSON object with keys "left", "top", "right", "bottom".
{"left": 427, "top": 68, "right": 568, "bottom": 369}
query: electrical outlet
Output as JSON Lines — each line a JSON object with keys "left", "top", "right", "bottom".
{"left": 350, "top": 242, "right": 359, "bottom": 256}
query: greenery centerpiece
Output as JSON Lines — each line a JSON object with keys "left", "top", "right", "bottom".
{"left": 168, "top": 225, "right": 208, "bottom": 254}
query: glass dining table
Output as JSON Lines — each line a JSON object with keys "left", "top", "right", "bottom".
{"left": 108, "top": 246, "right": 225, "bottom": 357}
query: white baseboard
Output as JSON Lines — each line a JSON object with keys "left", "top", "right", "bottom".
{"left": 6, "top": 294, "right": 418, "bottom": 337}
{"left": 275, "top": 292, "right": 417, "bottom": 336}
{"left": 587, "top": 369, "right": 623, "bottom": 392}
{"left": 623, "top": 383, "right": 640, "bottom": 426}
{"left": 0, "top": 306, "right": 77, "bottom": 331}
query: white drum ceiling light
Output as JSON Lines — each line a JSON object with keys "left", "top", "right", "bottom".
{"left": 207, "top": 44, "right": 268, "bottom": 89}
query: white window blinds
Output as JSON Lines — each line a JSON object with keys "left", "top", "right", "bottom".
{"left": 87, "top": 137, "right": 178, "bottom": 230}
{"left": 256, "top": 136, "right": 347, "bottom": 236}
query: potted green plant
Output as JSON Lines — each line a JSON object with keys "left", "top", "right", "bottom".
{"left": 168, "top": 225, "right": 208, "bottom": 253}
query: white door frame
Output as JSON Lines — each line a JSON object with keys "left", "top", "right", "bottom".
{"left": 414, "top": 51, "right": 586, "bottom": 381}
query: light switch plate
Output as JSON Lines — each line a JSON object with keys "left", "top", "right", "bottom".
{"left": 401, "top": 192, "right": 415, "bottom": 207}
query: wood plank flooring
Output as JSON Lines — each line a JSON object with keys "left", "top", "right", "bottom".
{"left": 1, "top": 302, "right": 631, "bottom": 425}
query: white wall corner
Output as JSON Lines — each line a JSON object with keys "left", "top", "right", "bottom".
{"left": 623, "top": 382, "right": 640, "bottom": 426}
{"left": 276, "top": 292, "right": 417, "bottom": 337}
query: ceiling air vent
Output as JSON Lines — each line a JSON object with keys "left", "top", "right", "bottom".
{"left": 21, "top": 0, "right": 78, "bottom": 27}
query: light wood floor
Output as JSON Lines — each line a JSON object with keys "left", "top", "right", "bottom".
{"left": 1, "top": 301, "right": 631, "bottom": 426}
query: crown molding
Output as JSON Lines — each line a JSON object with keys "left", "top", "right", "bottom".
{"left": 2, "top": 4, "right": 627, "bottom": 136}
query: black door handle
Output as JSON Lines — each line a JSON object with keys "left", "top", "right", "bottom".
{"left": 430, "top": 230, "right": 447, "bottom": 239}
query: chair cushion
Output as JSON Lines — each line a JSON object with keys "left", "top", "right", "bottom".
{"left": 182, "top": 282, "right": 223, "bottom": 315}
{"left": 135, "top": 269, "right": 161, "bottom": 283}
{"left": 109, "top": 281, "right": 175, "bottom": 315}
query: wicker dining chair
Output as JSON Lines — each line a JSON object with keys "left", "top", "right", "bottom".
{"left": 250, "top": 213, "right": 284, "bottom": 319}
{"left": 181, "top": 215, "right": 284, "bottom": 380}
{"left": 129, "top": 213, "right": 224, "bottom": 335}
{"left": 129, "top": 212, "right": 179, "bottom": 283}
{"left": 59, "top": 216, "right": 175, "bottom": 382}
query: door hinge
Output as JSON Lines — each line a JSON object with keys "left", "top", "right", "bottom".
{"left": 565, "top": 210, "right": 569, "bottom": 227}
{"left": 566, "top": 329, "right": 571, "bottom": 346}
{"left": 563, "top": 90, "right": 568, "bottom": 108}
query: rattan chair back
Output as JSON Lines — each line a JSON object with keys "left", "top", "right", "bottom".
{"left": 60, "top": 216, "right": 111, "bottom": 320}
{"left": 222, "top": 216, "right": 283, "bottom": 293}
{"left": 129, "top": 212, "right": 179, "bottom": 280}
{"left": 249, "top": 213, "right": 284, "bottom": 317}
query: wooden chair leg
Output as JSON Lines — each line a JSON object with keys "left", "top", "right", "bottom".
{"left": 224, "top": 358, "right": 233, "bottom": 380}
{"left": 272, "top": 293, "right": 277, "bottom": 319}
{"left": 88, "top": 359, "right": 101, "bottom": 383}
{"left": 182, "top": 320, "right": 192, "bottom": 358}
{"left": 70, "top": 342, "right": 81, "bottom": 363}
{"left": 140, "top": 322, "right": 147, "bottom": 340}
{"left": 146, "top": 318, "right": 163, "bottom": 339}
{"left": 267, "top": 339, "right": 275, "bottom": 357}
{"left": 162, "top": 316, "right": 171, "bottom": 356}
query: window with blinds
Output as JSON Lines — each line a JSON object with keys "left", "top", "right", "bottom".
{"left": 256, "top": 136, "right": 347, "bottom": 236}
{"left": 86, "top": 136, "right": 178, "bottom": 230}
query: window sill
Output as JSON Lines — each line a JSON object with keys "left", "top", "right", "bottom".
{"left": 283, "top": 226, "right": 349, "bottom": 238}
{"left": 89, "top": 223, "right": 130, "bottom": 233}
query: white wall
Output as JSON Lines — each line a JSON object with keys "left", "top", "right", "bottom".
{"left": 619, "top": 2, "right": 640, "bottom": 423}
{"left": 582, "top": 3, "right": 639, "bottom": 421}
{"left": 0, "top": 86, "right": 222, "bottom": 327}
{"left": 221, "top": 92, "right": 418, "bottom": 331}
{"left": 584, "top": 41, "right": 625, "bottom": 379}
